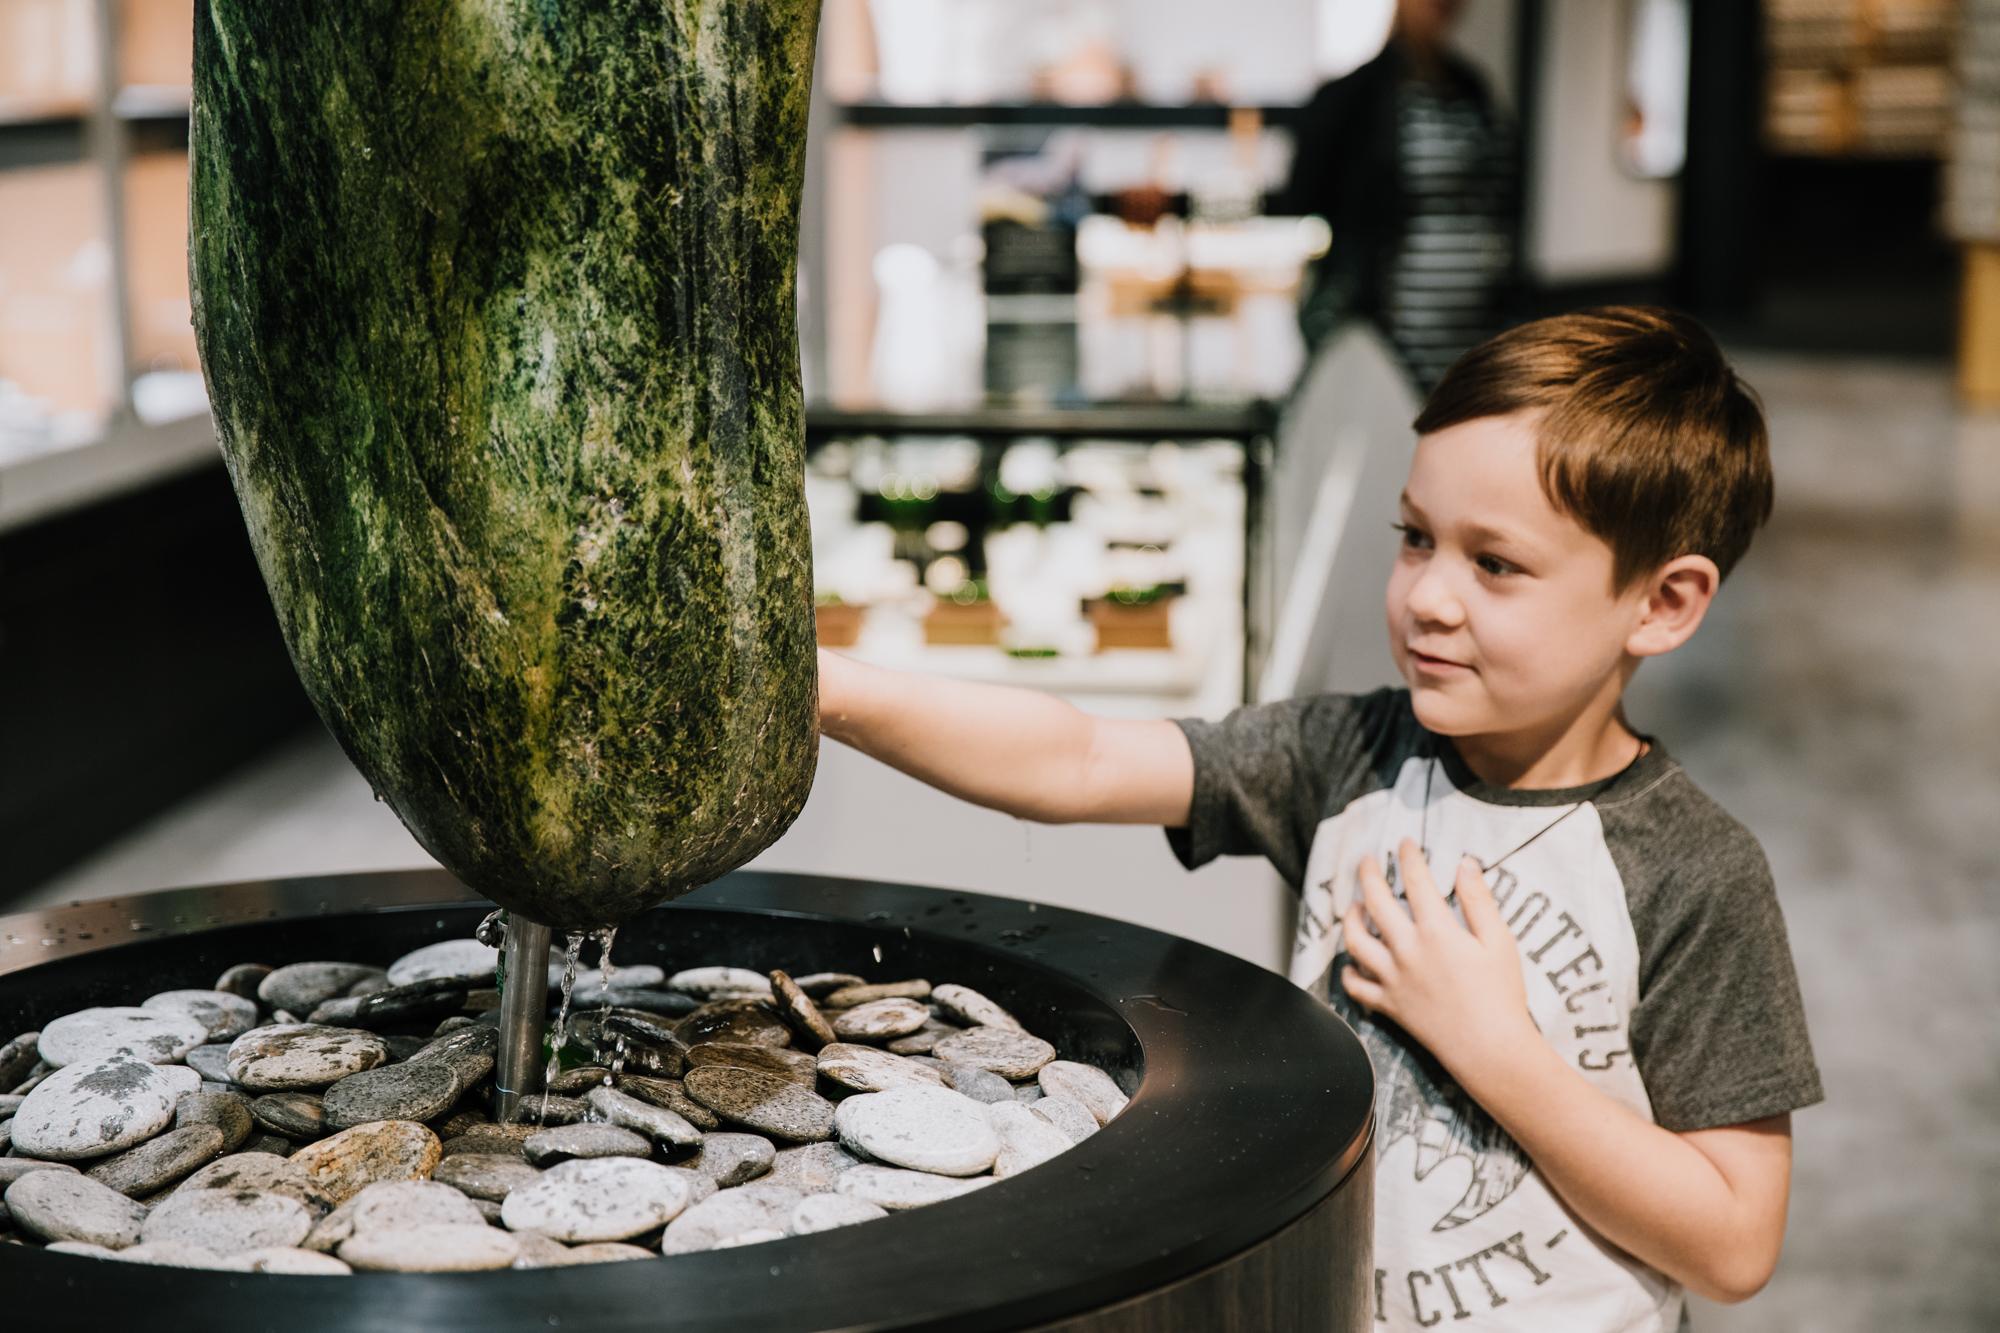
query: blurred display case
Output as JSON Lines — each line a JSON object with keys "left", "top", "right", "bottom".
{"left": 1765, "top": 0, "right": 1958, "bottom": 157}
{"left": 0, "top": 0, "right": 208, "bottom": 526}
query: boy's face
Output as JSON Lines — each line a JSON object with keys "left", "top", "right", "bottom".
{"left": 1386, "top": 412, "right": 1649, "bottom": 743}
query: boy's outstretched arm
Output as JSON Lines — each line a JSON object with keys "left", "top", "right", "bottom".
{"left": 816, "top": 649, "right": 1195, "bottom": 827}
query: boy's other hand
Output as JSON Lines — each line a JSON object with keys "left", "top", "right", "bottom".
{"left": 1339, "top": 838, "right": 1537, "bottom": 1077}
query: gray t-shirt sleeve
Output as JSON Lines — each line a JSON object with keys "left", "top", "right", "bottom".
{"left": 1605, "top": 781, "right": 1824, "bottom": 1132}
{"left": 1166, "top": 688, "right": 1409, "bottom": 888}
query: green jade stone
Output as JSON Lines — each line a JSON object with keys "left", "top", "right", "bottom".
{"left": 190, "top": 1, "right": 823, "bottom": 932}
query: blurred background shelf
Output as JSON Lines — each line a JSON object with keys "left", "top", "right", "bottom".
{"left": 835, "top": 101, "right": 1305, "bottom": 129}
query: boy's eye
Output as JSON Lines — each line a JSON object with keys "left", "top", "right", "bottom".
{"left": 1476, "top": 554, "right": 1518, "bottom": 577}
{"left": 1391, "top": 522, "right": 1431, "bottom": 550}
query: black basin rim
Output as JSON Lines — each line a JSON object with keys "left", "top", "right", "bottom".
{"left": 0, "top": 869, "right": 1374, "bottom": 1332}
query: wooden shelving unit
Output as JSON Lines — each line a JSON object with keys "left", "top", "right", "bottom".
{"left": 1764, "top": 0, "right": 1957, "bottom": 158}
{"left": 0, "top": 0, "right": 205, "bottom": 522}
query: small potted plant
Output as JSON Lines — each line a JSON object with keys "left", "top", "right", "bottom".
{"left": 923, "top": 578, "right": 1007, "bottom": 646}
{"left": 814, "top": 591, "right": 867, "bottom": 648}
{"left": 1084, "top": 582, "right": 1181, "bottom": 652}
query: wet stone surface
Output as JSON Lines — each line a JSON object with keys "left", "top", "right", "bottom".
{"left": 501, "top": 1158, "right": 693, "bottom": 1244}
{"left": 38, "top": 1008, "right": 210, "bottom": 1069}
{"left": 685, "top": 1132, "right": 776, "bottom": 1187}
{"left": 322, "top": 1061, "right": 461, "bottom": 1129}
{"left": 523, "top": 1123, "right": 653, "bottom": 1166}
{"left": 252, "top": 1092, "right": 326, "bottom": 1140}
{"left": 226, "top": 1026, "right": 390, "bottom": 1092}
{"left": 9, "top": 1056, "right": 193, "bottom": 1160}
{"left": 683, "top": 1066, "right": 836, "bottom": 1143}
{"left": 834, "top": 1086, "right": 1001, "bottom": 1177}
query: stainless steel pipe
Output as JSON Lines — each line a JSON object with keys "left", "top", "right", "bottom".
{"left": 493, "top": 915, "right": 552, "bottom": 1123}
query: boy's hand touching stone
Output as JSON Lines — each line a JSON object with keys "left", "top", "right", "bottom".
{"left": 1339, "top": 838, "right": 1537, "bottom": 1079}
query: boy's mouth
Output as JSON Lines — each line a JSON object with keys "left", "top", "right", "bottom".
{"left": 1407, "top": 646, "right": 1473, "bottom": 675}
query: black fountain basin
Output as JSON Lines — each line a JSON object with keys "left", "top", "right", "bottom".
{"left": 0, "top": 869, "right": 1374, "bottom": 1331}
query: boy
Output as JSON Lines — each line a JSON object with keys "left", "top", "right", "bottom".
{"left": 815, "top": 307, "right": 1821, "bottom": 1330}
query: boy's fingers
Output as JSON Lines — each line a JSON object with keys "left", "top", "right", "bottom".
{"left": 1357, "top": 855, "right": 1416, "bottom": 953}
{"left": 1395, "top": 838, "right": 1447, "bottom": 927}
{"left": 1341, "top": 900, "right": 1396, "bottom": 981}
{"left": 1340, "top": 965, "right": 1387, "bottom": 1014}
{"left": 1455, "top": 856, "right": 1505, "bottom": 939}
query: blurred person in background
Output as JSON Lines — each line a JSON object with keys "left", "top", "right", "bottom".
{"left": 1280, "top": 0, "right": 1523, "bottom": 391}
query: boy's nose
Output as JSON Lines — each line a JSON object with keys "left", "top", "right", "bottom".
{"left": 1404, "top": 564, "right": 1466, "bottom": 628}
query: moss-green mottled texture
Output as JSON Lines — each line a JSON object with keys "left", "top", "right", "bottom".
{"left": 190, "top": 1, "right": 821, "bottom": 932}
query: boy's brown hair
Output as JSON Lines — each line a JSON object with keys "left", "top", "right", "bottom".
{"left": 1413, "top": 305, "right": 1773, "bottom": 587}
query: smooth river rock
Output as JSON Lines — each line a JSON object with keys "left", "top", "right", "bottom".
{"left": 179, "top": 1153, "right": 336, "bottom": 1215}
{"left": 288, "top": 1120, "right": 441, "bottom": 1204}
{"left": 340, "top": 1222, "right": 519, "bottom": 1273}
{"left": 931, "top": 1027, "right": 1056, "bottom": 1080}
{"left": 835, "top": 1164, "right": 994, "bottom": 1212}
{"left": 1036, "top": 1061, "right": 1129, "bottom": 1125}
{"left": 322, "top": 1061, "right": 462, "bottom": 1130}
{"left": 830, "top": 999, "right": 931, "bottom": 1041}
{"left": 667, "top": 968, "right": 772, "bottom": 1000}
{"left": 765, "top": 1142, "right": 864, "bottom": 1194}
{"left": 930, "top": 983, "right": 1025, "bottom": 1032}
{"left": 766, "top": 970, "right": 837, "bottom": 1050}
{"left": 523, "top": 1123, "right": 652, "bottom": 1166}
{"left": 685, "top": 1132, "right": 774, "bottom": 1187}
{"left": 387, "top": 939, "right": 499, "bottom": 987}
{"left": 985, "top": 1100, "right": 1074, "bottom": 1178}
{"left": 141, "top": 990, "right": 261, "bottom": 1042}
{"left": 141, "top": 1187, "right": 314, "bottom": 1254}
{"left": 615, "top": 1077, "right": 721, "bottom": 1131}
{"left": 500, "top": 1157, "right": 692, "bottom": 1243}
{"left": 583, "top": 1084, "right": 701, "bottom": 1148}
{"left": 682, "top": 1066, "right": 835, "bottom": 1143}
{"left": 821, "top": 979, "right": 931, "bottom": 1007}
{"left": 84, "top": 1124, "right": 226, "bottom": 1197}
{"left": 834, "top": 1086, "right": 1001, "bottom": 1177}
{"left": 38, "top": 1008, "right": 209, "bottom": 1068}
{"left": 8, "top": 1055, "right": 191, "bottom": 1160}
{"left": 1029, "top": 1094, "right": 1101, "bottom": 1144}
{"left": 257, "top": 963, "right": 383, "bottom": 1015}
{"left": 430, "top": 1153, "right": 542, "bottom": 1202}
{"left": 685, "top": 1041, "right": 818, "bottom": 1086}
{"left": 3, "top": 1169, "right": 148, "bottom": 1247}
{"left": 226, "top": 1025, "right": 390, "bottom": 1092}
{"left": 789, "top": 1192, "right": 887, "bottom": 1234}
{"left": 252, "top": 1092, "right": 327, "bottom": 1139}
{"left": 176, "top": 1090, "right": 255, "bottom": 1152}
{"left": 815, "top": 1043, "right": 945, "bottom": 1093}
{"left": 660, "top": 1181, "right": 802, "bottom": 1255}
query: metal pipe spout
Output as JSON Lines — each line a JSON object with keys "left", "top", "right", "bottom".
{"left": 494, "top": 914, "right": 552, "bottom": 1123}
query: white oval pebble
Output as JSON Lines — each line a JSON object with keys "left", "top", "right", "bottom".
{"left": 835, "top": 1165, "right": 995, "bottom": 1211}
{"left": 668, "top": 967, "right": 773, "bottom": 998}
{"left": 661, "top": 1182, "right": 802, "bottom": 1255}
{"left": 985, "top": 1100, "right": 1074, "bottom": 1177}
{"left": 340, "top": 1223, "right": 520, "bottom": 1272}
{"left": 815, "top": 1043, "right": 945, "bottom": 1093}
{"left": 1036, "top": 1061, "right": 1129, "bottom": 1125}
{"left": 387, "top": 939, "right": 499, "bottom": 987}
{"left": 3, "top": 1168, "right": 148, "bottom": 1247}
{"left": 141, "top": 1187, "right": 313, "bottom": 1254}
{"left": 38, "top": 1008, "right": 209, "bottom": 1068}
{"left": 9, "top": 1055, "right": 187, "bottom": 1160}
{"left": 930, "top": 983, "right": 1025, "bottom": 1032}
{"left": 830, "top": 999, "right": 931, "bottom": 1041}
{"left": 239, "top": 1246, "right": 354, "bottom": 1275}
{"left": 931, "top": 1027, "right": 1056, "bottom": 1080}
{"left": 500, "top": 1156, "right": 692, "bottom": 1243}
{"left": 833, "top": 1085, "right": 999, "bottom": 1176}
{"left": 142, "top": 990, "right": 261, "bottom": 1042}
{"left": 789, "top": 1192, "right": 887, "bottom": 1234}
{"left": 1029, "top": 1093, "right": 1100, "bottom": 1144}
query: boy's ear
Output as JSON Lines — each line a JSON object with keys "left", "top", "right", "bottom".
{"left": 1625, "top": 554, "right": 1720, "bottom": 659}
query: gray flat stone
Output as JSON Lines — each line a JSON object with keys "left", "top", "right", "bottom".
{"left": 142, "top": 1187, "right": 313, "bottom": 1254}
{"left": 0, "top": 1159, "right": 79, "bottom": 1188}
{"left": 932, "top": 1028, "right": 1056, "bottom": 1080}
{"left": 431, "top": 1153, "right": 541, "bottom": 1202}
{"left": 817, "top": 1042, "right": 947, "bottom": 1093}
{"left": 830, "top": 999, "right": 931, "bottom": 1041}
{"left": 257, "top": 963, "right": 382, "bottom": 1014}
{"left": 1028, "top": 1093, "right": 1100, "bottom": 1143}
{"left": 184, "top": 1045, "right": 235, "bottom": 1084}
{"left": 346, "top": 1179, "right": 487, "bottom": 1235}
{"left": 833, "top": 1086, "right": 1000, "bottom": 1176}
{"left": 241, "top": 1132, "right": 297, "bottom": 1157}
{"left": 660, "top": 1181, "right": 802, "bottom": 1255}
{"left": 686, "top": 1132, "right": 774, "bottom": 1187}
{"left": 1036, "top": 1062, "right": 1128, "bottom": 1125}
{"left": 308, "top": 978, "right": 468, "bottom": 1030}
{"left": 238, "top": 1246, "right": 352, "bottom": 1274}
{"left": 213, "top": 965, "right": 272, "bottom": 1002}
{"left": 765, "top": 1142, "right": 864, "bottom": 1194}
{"left": 38, "top": 1008, "right": 209, "bottom": 1068}
{"left": 767, "top": 970, "right": 837, "bottom": 1049}
{"left": 789, "top": 1192, "right": 887, "bottom": 1234}
{"left": 405, "top": 1023, "right": 498, "bottom": 1092}
{"left": 500, "top": 1157, "right": 693, "bottom": 1243}
{"left": 114, "top": 1241, "right": 248, "bottom": 1270}
{"left": 1013, "top": 1083, "right": 1045, "bottom": 1104}
{"left": 340, "top": 1222, "right": 518, "bottom": 1272}
{"left": 4, "top": 1169, "right": 147, "bottom": 1247}
{"left": 835, "top": 1164, "right": 995, "bottom": 1211}
{"left": 287, "top": 1120, "right": 443, "bottom": 1204}
{"left": 142, "top": 990, "right": 261, "bottom": 1043}
{"left": 821, "top": 979, "right": 931, "bottom": 1007}
{"left": 9, "top": 1055, "right": 189, "bottom": 1160}
{"left": 387, "top": 939, "right": 499, "bottom": 987}
{"left": 673, "top": 1002, "right": 790, "bottom": 1049}
{"left": 666, "top": 967, "right": 771, "bottom": 999}
{"left": 939, "top": 1063, "right": 1015, "bottom": 1104}
{"left": 886, "top": 1020, "right": 963, "bottom": 1056}
{"left": 504, "top": 1094, "right": 588, "bottom": 1127}
{"left": 614, "top": 1077, "right": 720, "bottom": 1130}
{"left": 252, "top": 1092, "right": 326, "bottom": 1139}
{"left": 85, "top": 1124, "right": 225, "bottom": 1196}
{"left": 323, "top": 1061, "right": 461, "bottom": 1129}
{"left": 790, "top": 972, "right": 865, "bottom": 997}
{"left": 985, "top": 1100, "right": 1073, "bottom": 1177}
{"left": 682, "top": 1066, "right": 835, "bottom": 1143}
{"left": 569, "top": 965, "right": 665, "bottom": 1003}
{"left": 226, "top": 1025, "right": 390, "bottom": 1092}
{"left": 685, "top": 1041, "right": 818, "bottom": 1085}
{"left": 523, "top": 1123, "right": 652, "bottom": 1166}
{"left": 176, "top": 1090, "right": 254, "bottom": 1152}
{"left": 584, "top": 1084, "right": 701, "bottom": 1147}
{"left": 930, "top": 983, "right": 1026, "bottom": 1032}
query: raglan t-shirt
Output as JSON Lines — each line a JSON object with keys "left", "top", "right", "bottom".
{"left": 1168, "top": 688, "right": 1823, "bottom": 1333}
